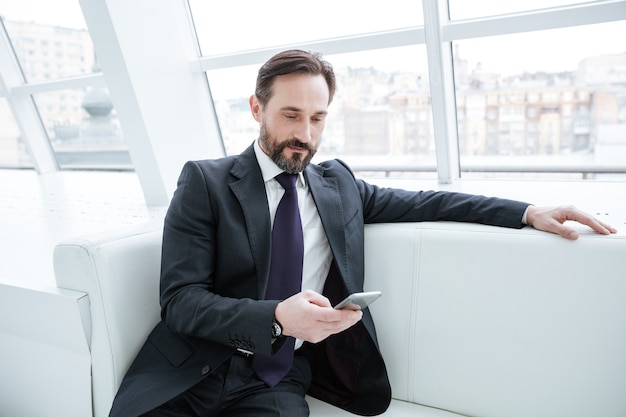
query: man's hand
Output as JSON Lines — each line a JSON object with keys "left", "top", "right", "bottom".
{"left": 274, "top": 290, "right": 362, "bottom": 344}
{"left": 526, "top": 205, "right": 617, "bottom": 240}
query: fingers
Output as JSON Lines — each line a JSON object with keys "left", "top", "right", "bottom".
{"left": 299, "top": 289, "right": 332, "bottom": 308}
{"left": 308, "top": 308, "right": 362, "bottom": 339}
{"left": 568, "top": 209, "right": 617, "bottom": 235}
{"left": 558, "top": 206, "right": 617, "bottom": 237}
{"left": 318, "top": 306, "right": 363, "bottom": 327}
{"left": 556, "top": 224, "right": 579, "bottom": 241}
{"left": 602, "top": 221, "right": 618, "bottom": 234}
{"left": 312, "top": 308, "right": 362, "bottom": 343}
{"left": 275, "top": 291, "right": 363, "bottom": 343}
{"left": 527, "top": 205, "right": 617, "bottom": 239}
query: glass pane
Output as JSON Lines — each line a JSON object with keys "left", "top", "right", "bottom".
{"left": 33, "top": 88, "right": 130, "bottom": 169}
{"left": 453, "top": 21, "right": 626, "bottom": 179}
{"left": 2, "top": 1, "right": 95, "bottom": 82}
{"left": 209, "top": 46, "right": 437, "bottom": 179}
{"left": 2, "top": 1, "right": 131, "bottom": 170}
{"left": 189, "top": 0, "right": 424, "bottom": 55}
{"left": 449, "top": 0, "right": 592, "bottom": 20}
{"left": 0, "top": 97, "right": 33, "bottom": 167}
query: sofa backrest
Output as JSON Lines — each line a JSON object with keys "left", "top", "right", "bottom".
{"left": 364, "top": 221, "right": 626, "bottom": 417}
{"left": 53, "top": 220, "right": 626, "bottom": 417}
{"left": 53, "top": 223, "right": 163, "bottom": 417}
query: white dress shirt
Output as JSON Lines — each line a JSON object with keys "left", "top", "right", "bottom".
{"left": 254, "top": 140, "right": 333, "bottom": 348}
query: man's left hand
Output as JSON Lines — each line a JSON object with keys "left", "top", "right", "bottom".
{"left": 526, "top": 205, "right": 617, "bottom": 240}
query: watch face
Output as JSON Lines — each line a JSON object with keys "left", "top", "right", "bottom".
{"left": 272, "top": 321, "right": 282, "bottom": 337}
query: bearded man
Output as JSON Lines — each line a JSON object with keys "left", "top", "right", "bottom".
{"left": 108, "top": 49, "right": 616, "bottom": 417}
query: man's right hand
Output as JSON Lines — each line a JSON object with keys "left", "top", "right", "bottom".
{"left": 274, "top": 290, "right": 362, "bottom": 344}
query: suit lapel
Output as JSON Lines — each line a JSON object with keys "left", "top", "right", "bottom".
{"left": 305, "top": 165, "right": 350, "bottom": 285}
{"left": 229, "top": 145, "right": 272, "bottom": 299}
{"left": 228, "top": 147, "right": 352, "bottom": 299}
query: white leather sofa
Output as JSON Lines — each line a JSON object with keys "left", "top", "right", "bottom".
{"left": 50, "top": 221, "right": 626, "bottom": 417}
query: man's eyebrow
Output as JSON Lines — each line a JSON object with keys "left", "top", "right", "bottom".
{"left": 280, "top": 106, "right": 328, "bottom": 115}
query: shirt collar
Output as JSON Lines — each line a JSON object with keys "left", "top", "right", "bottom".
{"left": 253, "top": 139, "right": 306, "bottom": 187}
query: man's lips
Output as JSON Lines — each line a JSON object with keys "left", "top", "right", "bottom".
{"left": 287, "top": 145, "right": 307, "bottom": 152}
{"left": 285, "top": 141, "right": 310, "bottom": 153}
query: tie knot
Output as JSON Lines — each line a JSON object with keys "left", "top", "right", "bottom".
{"left": 275, "top": 172, "right": 298, "bottom": 190}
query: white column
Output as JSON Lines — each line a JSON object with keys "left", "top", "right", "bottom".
{"left": 79, "top": 0, "right": 225, "bottom": 206}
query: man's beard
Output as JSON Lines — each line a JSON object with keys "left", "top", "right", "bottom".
{"left": 258, "top": 124, "right": 317, "bottom": 174}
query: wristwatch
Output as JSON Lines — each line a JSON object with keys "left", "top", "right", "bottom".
{"left": 271, "top": 318, "right": 283, "bottom": 339}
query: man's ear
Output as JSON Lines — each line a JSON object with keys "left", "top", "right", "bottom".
{"left": 249, "top": 95, "right": 262, "bottom": 122}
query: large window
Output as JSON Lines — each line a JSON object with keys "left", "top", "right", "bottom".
{"left": 448, "top": 0, "right": 592, "bottom": 20}
{"left": 0, "top": 0, "right": 130, "bottom": 170}
{"left": 1, "top": 0, "right": 624, "bottom": 181}
{"left": 4, "top": 19, "right": 94, "bottom": 82}
{"left": 454, "top": 20, "right": 626, "bottom": 179}
{"left": 33, "top": 88, "right": 128, "bottom": 169}
{"left": 190, "top": 0, "right": 438, "bottom": 178}
{"left": 190, "top": 0, "right": 424, "bottom": 55}
{"left": 0, "top": 96, "right": 32, "bottom": 167}
{"left": 190, "top": 0, "right": 626, "bottom": 181}
{"left": 207, "top": 45, "right": 437, "bottom": 178}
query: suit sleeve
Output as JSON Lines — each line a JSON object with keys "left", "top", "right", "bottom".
{"left": 328, "top": 159, "right": 529, "bottom": 228}
{"left": 159, "top": 161, "right": 277, "bottom": 355}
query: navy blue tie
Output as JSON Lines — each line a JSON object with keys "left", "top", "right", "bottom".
{"left": 252, "top": 172, "right": 304, "bottom": 387}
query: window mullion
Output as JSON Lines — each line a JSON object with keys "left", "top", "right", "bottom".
{"left": 423, "top": 0, "right": 459, "bottom": 183}
{"left": 0, "top": 19, "right": 59, "bottom": 173}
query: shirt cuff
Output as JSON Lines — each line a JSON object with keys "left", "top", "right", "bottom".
{"left": 521, "top": 205, "right": 532, "bottom": 225}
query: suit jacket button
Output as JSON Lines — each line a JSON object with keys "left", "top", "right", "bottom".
{"left": 201, "top": 365, "right": 210, "bottom": 375}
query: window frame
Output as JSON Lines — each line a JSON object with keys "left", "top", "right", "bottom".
{"left": 193, "top": 0, "right": 626, "bottom": 183}
{"left": 1, "top": 0, "right": 624, "bottom": 206}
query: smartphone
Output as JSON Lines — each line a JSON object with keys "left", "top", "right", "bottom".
{"left": 334, "top": 291, "right": 382, "bottom": 310}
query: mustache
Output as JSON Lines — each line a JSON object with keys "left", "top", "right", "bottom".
{"left": 282, "top": 139, "right": 312, "bottom": 152}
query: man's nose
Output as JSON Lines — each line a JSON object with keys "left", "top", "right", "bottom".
{"left": 293, "top": 120, "right": 312, "bottom": 143}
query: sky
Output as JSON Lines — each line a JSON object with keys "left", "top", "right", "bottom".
{"left": 0, "top": 0, "right": 87, "bottom": 30}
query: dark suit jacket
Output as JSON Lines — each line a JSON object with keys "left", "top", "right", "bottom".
{"left": 109, "top": 144, "right": 529, "bottom": 416}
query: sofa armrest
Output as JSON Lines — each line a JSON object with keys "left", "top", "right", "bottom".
{"left": 53, "top": 222, "right": 163, "bottom": 417}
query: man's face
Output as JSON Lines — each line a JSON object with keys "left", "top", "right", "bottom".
{"left": 250, "top": 73, "right": 330, "bottom": 173}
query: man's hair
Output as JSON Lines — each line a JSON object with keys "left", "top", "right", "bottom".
{"left": 255, "top": 49, "right": 336, "bottom": 106}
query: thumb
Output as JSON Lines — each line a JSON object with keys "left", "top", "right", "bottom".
{"left": 558, "top": 225, "right": 579, "bottom": 240}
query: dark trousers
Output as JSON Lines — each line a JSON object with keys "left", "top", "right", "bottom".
{"left": 141, "top": 354, "right": 311, "bottom": 417}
